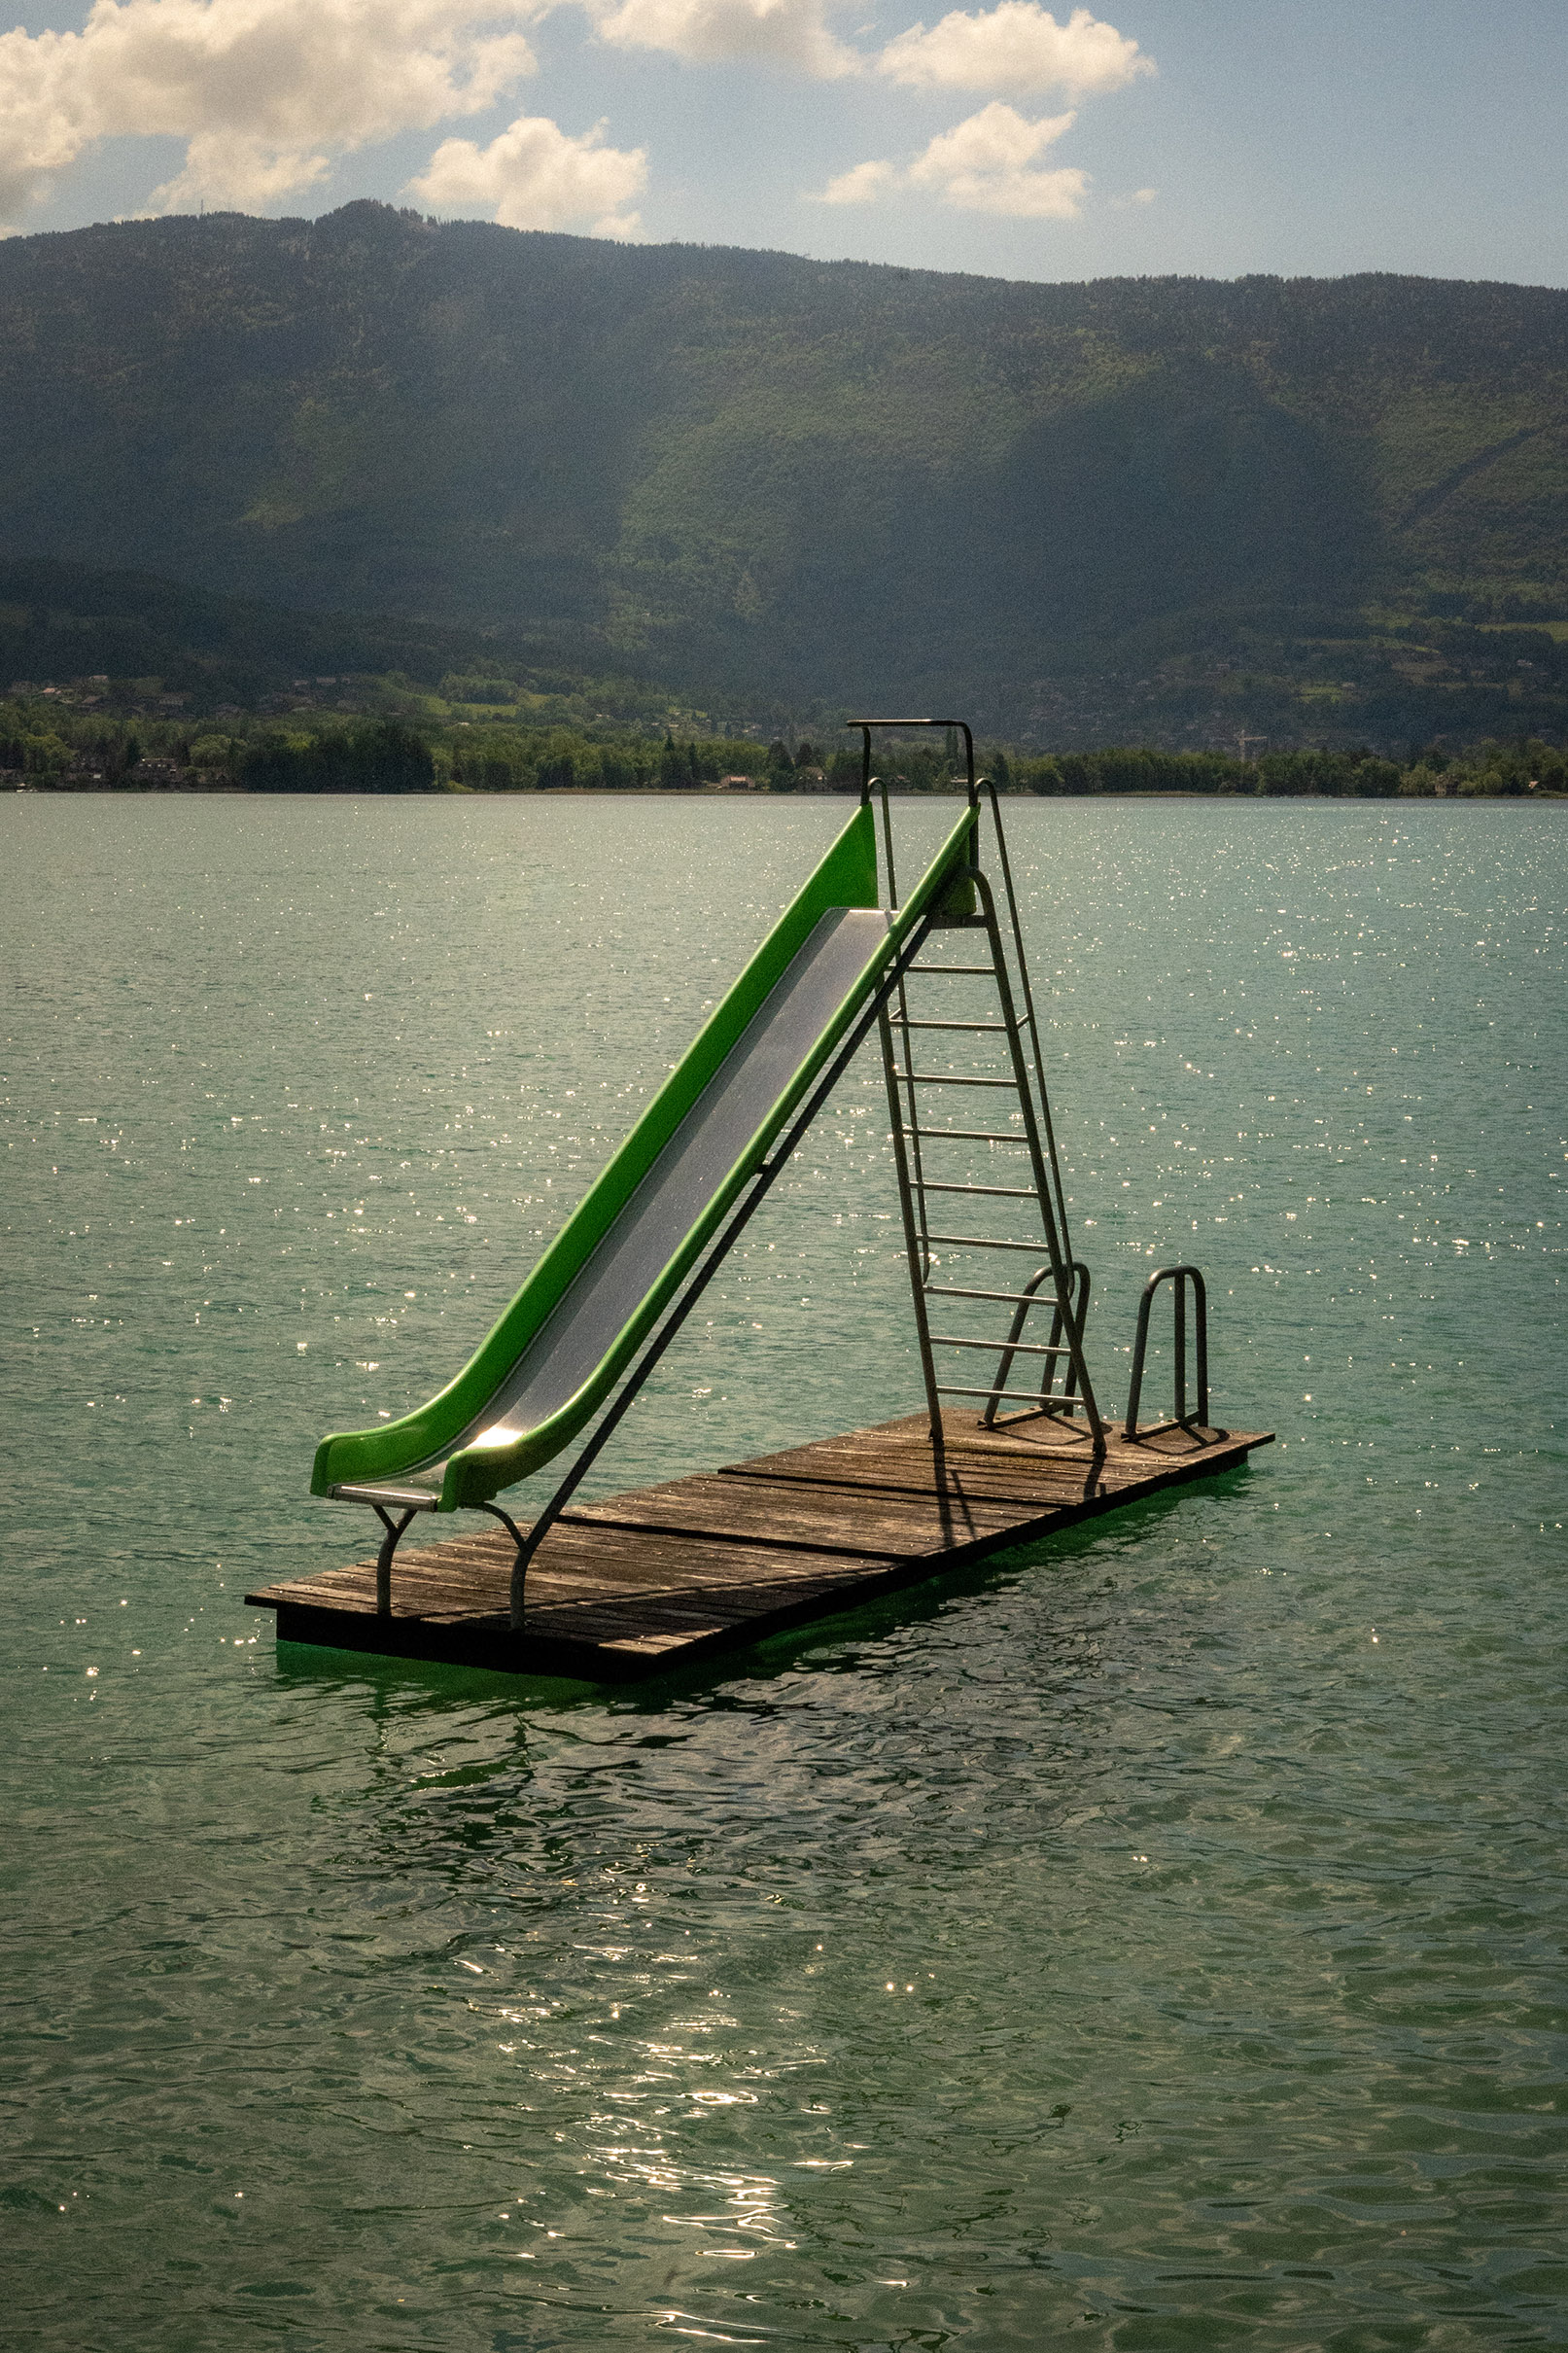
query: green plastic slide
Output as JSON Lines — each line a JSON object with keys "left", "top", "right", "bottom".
{"left": 311, "top": 799, "right": 975, "bottom": 1514}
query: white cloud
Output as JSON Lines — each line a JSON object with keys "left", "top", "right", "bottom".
{"left": 877, "top": 3, "right": 1152, "bottom": 96}
{"left": 816, "top": 99, "right": 1086, "bottom": 217}
{"left": 407, "top": 112, "right": 646, "bottom": 234}
{"left": 910, "top": 100, "right": 1083, "bottom": 211}
{"left": 1110, "top": 182, "right": 1156, "bottom": 207}
{"left": 0, "top": 0, "right": 1153, "bottom": 237}
{"left": 819, "top": 7, "right": 1148, "bottom": 221}
{"left": 588, "top": 0, "right": 856, "bottom": 76}
{"left": 152, "top": 134, "right": 332, "bottom": 212}
{"left": 0, "top": 0, "right": 540, "bottom": 225}
{"left": 819, "top": 156, "right": 898, "bottom": 204}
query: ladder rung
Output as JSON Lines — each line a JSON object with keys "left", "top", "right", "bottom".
{"left": 915, "top": 1180, "right": 1040, "bottom": 1200}
{"left": 889, "top": 1018, "right": 1009, "bottom": 1033}
{"left": 907, "top": 1128, "right": 1028, "bottom": 1145}
{"left": 930, "top": 1335, "right": 1071, "bottom": 1357}
{"left": 926, "top": 1283, "right": 1054, "bottom": 1306}
{"left": 896, "top": 1071, "right": 1019, "bottom": 1089}
{"left": 937, "top": 1384, "right": 1089, "bottom": 1405}
{"left": 927, "top": 1232, "right": 1057, "bottom": 1254}
{"left": 910, "top": 965, "right": 994, "bottom": 976}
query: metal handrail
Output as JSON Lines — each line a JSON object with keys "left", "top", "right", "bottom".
{"left": 1125, "top": 1265, "right": 1225, "bottom": 1441}
{"left": 983, "top": 1258, "right": 1090, "bottom": 1428}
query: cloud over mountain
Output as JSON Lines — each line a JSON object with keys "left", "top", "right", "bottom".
{"left": 819, "top": 101, "right": 1086, "bottom": 216}
{"left": 0, "top": 0, "right": 539, "bottom": 223}
{"left": 0, "top": 0, "right": 1150, "bottom": 236}
{"left": 815, "top": 7, "right": 1146, "bottom": 226}
{"left": 407, "top": 112, "right": 646, "bottom": 235}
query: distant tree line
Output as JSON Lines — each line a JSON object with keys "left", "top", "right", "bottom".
{"left": 238, "top": 720, "right": 434, "bottom": 792}
{"left": 1006, "top": 742, "right": 1565, "bottom": 795}
{"left": 447, "top": 730, "right": 841, "bottom": 790}
{"left": 4, "top": 701, "right": 1564, "bottom": 798}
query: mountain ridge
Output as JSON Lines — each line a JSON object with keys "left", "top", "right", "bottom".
{"left": 3, "top": 202, "right": 1566, "bottom": 739}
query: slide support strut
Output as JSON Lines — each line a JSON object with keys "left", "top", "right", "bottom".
{"left": 501, "top": 914, "right": 936, "bottom": 1631}
{"left": 371, "top": 1505, "right": 418, "bottom": 1616}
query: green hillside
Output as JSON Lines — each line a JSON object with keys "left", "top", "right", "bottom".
{"left": 0, "top": 557, "right": 679, "bottom": 723}
{"left": 3, "top": 202, "right": 1566, "bottom": 740}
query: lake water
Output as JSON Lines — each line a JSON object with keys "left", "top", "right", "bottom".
{"left": 2, "top": 792, "right": 1564, "bottom": 2350}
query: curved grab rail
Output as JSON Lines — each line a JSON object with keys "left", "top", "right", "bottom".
{"left": 1126, "top": 1265, "right": 1224, "bottom": 1441}
{"left": 983, "top": 1258, "right": 1091, "bottom": 1429}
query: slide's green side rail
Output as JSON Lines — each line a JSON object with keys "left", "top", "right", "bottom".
{"left": 312, "top": 799, "right": 976, "bottom": 1510}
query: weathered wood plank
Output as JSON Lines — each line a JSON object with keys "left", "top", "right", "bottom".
{"left": 567, "top": 1470, "right": 1039, "bottom": 1559}
{"left": 249, "top": 1410, "right": 1272, "bottom": 1681}
{"left": 721, "top": 1420, "right": 1262, "bottom": 1510}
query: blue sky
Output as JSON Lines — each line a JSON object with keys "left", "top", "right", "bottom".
{"left": 2, "top": 0, "right": 1564, "bottom": 285}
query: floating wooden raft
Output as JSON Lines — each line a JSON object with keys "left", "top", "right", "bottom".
{"left": 247, "top": 1411, "right": 1272, "bottom": 1682}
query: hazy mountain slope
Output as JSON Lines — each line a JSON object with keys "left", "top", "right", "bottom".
{"left": 3, "top": 203, "right": 1565, "bottom": 719}
{"left": 0, "top": 558, "right": 541, "bottom": 700}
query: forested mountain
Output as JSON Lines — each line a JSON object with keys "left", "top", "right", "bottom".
{"left": 3, "top": 202, "right": 1566, "bottom": 741}
{"left": 0, "top": 557, "right": 662, "bottom": 719}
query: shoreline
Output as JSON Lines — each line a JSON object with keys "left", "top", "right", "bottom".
{"left": 10, "top": 783, "right": 1565, "bottom": 805}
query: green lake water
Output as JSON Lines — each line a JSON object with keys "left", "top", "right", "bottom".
{"left": 2, "top": 791, "right": 1564, "bottom": 2350}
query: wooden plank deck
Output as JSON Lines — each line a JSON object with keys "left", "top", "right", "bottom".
{"left": 246, "top": 1411, "right": 1272, "bottom": 1682}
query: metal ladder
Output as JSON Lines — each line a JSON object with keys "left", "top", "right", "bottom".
{"left": 853, "top": 721, "right": 1105, "bottom": 1454}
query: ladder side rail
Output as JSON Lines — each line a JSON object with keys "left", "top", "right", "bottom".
{"left": 889, "top": 969, "right": 933, "bottom": 1277}
{"left": 870, "top": 765, "right": 936, "bottom": 1282}
{"left": 968, "top": 867, "right": 1104, "bottom": 1447}
{"left": 890, "top": 977, "right": 934, "bottom": 1276}
{"left": 985, "top": 778, "right": 1075, "bottom": 1265}
{"left": 878, "top": 993, "right": 945, "bottom": 1438}
{"left": 1047, "top": 1260, "right": 1091, "bottom": 1408}
{"left": 874, "top": 769, "right": 898, "bottom": 903}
